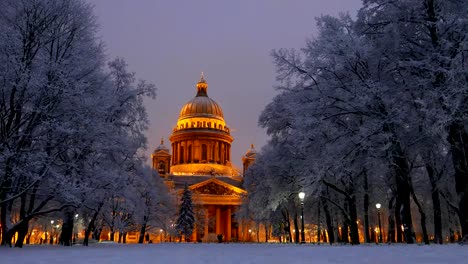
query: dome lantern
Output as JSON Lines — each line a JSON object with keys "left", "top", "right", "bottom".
{"left": 196, "top": 72, "right": 208, "bottom": 97}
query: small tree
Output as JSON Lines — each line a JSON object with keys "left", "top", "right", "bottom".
{"left": 175, "top": 184, "right": 195, "bottom": 242}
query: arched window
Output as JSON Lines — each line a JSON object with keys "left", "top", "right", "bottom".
{"left": 188, "top": 145, "right": 192, "bottom": 163}
{"left": 202, "top": 144, "right": 207, "bottom": 162}
{"left": 180, "top": 146, "right": 185, "bottom": 163}
{"left": 158, "top": 161, "right": 166, "bottom": 175}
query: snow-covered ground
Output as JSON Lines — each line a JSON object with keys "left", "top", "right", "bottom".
{"left": 1, "top": 243, "right": 467, "bottom": 264}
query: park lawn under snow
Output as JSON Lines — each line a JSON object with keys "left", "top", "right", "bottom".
{"left": 1, "top": 243, "right": 467, "bottom": 264}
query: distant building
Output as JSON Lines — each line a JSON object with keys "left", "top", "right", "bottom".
{"left": 152, "top": 74, "right": 255, "bottom": 242}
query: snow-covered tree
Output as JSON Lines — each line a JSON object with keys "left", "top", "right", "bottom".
{"left": 0, "top": 0, "right": 161, "bottom": 247}
{"left": 175, "top": 184, "right": 195, "bottom": 242}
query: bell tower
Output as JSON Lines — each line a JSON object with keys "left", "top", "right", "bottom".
{"left": 242, "top": 144, "right": 256, "bottom": 175}
{"left": 151, "top": 138, "right": 171, "bottom": 177}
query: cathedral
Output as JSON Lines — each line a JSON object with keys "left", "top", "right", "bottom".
{"left": 152, "top": 74, "right": 256, "bottom": 242}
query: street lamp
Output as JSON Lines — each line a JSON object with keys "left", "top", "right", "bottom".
{"left": 298, "top": 192, "right": 306, "bottom": 244}
{"left": 376, "top": 203, "right": 383, "bottom": 243}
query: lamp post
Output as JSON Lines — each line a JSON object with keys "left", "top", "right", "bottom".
{"left": 298, "top": 192, "right": 306, "bottom": 244}
{"left": 376, "top": 203, "right": 382, "bottom": 243}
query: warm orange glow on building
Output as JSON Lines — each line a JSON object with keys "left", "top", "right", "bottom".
{"left": 152, "top": 73, "right": 256, "bottom": 242}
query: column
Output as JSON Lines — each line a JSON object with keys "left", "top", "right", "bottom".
{"left": 216, "top": 207, "right": 221, "bottom": 235}
{"left": 226, "top": 207, "right": 231, "bottom": 242}
{"left": 215, "top": 141, "right": 219, "bottom": 163}
{"left": 204, "top": 209, "right": 209, "bottom": 242}
{"left": 184, "top": 140, "right": 188, "bottom": 163}
{"left": 238, "top": 220, "right": 243, "bottom": 242}
{"left": 173, "top": 143, "right": 177, "bottom": 164}
{"left": 191, "top": 223, "right": 197, "bottom": 242}
{"left": 225, "top": 144, "right": 228, "bottom": 162}
{"left": 171, "top": 143, "right": 174, "bottom": 164}
{"left": 190, "top": 140, "right": 194, "bottom": 162}
{"left": 177, "top": 142, "right": 180, "bottom": 164}
{"left": 221, "top": 143, "right": 224, "bottom": 164}
{"left": 207, "top": 143, "right": 210, "bottom": 162}
{"left": 224, "top": 143, "right": 228, "bottom": 163}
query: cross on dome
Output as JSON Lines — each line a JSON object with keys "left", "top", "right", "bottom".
{"left": 199, "top": 72, "right": 206, "bottom": 83}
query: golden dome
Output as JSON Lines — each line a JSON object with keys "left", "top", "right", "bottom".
{"left": 179, "top": 97, "right": 224, "bottom": 120}
{"left": 178, "top": 73, "right": 224, "bottom": 121}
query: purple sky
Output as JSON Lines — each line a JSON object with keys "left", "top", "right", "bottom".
{"left": 92, "top": 0, "right": 362, "bottom": 168}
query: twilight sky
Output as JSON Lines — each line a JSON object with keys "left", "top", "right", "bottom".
{"left": 92, "top": 0, "right": 363, "bottom": 168}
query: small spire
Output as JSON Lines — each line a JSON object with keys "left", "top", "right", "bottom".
{"left": 160, "top": 137, "right": 164, "bottom": 145}
{"left": 250, "top": 144, "right": 255, "bottom": 149}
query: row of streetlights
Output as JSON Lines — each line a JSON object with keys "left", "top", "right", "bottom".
{"left": 298, "top": 191, "right": 384, "bottom": 244}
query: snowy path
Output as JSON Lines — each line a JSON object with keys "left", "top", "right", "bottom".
{"left": 1, "top": 243, "right": 467, "bottom": 264}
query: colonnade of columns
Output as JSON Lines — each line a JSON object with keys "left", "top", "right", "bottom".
{"left": 190, "top": 205, "right": 239, "bottom": 242}
{"left": 172, "top": 140, "right": 230, "bottom": 165}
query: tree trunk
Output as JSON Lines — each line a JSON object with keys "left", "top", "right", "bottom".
{"left": 395, "top": 198, "right": 404, "bottom": 243}
{"left": 282, "top": 209, "right": 292, "bottom": 243}
{"left": 83, "top": 223, "right": 93, "bottom": 246}
{"left": 0, "top": 202, "right": 9, "bottom": 246}
{"left": 342, "top": 222, "right": 349, "bottom": 243}
{"left": 93, "top": 227, "right": 102, "bottom": 241}
{"left": 123, "top": 232, "right": 127, "bottom": 244}
{"left": 348, "top": 196, "right": 360, "bottom": 245}
{"left": 26, "top": 230, "right": 32, "bottom": 245}
{"left": 387, "top": 198, "right": 396, "bottom": 243}
{"left": 14, "top": 221, "right": 29, "bottom": 248}
{"left": 138, "top": 223, "right": 147, "bottom": 244}
{"left": 363, "top": 171, "right": 371, "bottom": 243}
{"left": 60, "top": 211, "right": 74, "bottom": 246}
{"left": 394, "top": 161, "right": 415, "bottom": 244}
{"left": 110, "top": 230, "right": 115, "bottom": 242}
{"left": 410, "top": 189, "right": 429, "bottom": 244}
{"left": 342, "top": 201, "right": 349, "bottom": 244}
{"left": 293, "top": 212, "right": 299, "bottom": 243}
{"left": 447, "top": 123, "right": 468, "bottom": 241}
{"left": 426, "top": 163, "right": 443, "bottom": 244}
{"left": 321, "top": 197, "right": 334, "bottom": 244}
{"left": 317, "top": 201, "right": 321, "bottom": 243}
{"left": 385, "top": 123, "right": 415, "bottom": 244}
{"left": 83, "top": 204, "right": 103, "bottom": 246}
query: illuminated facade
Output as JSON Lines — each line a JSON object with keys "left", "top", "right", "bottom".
{"left": 152, "top": 74, "right": 255, "bottom": 242}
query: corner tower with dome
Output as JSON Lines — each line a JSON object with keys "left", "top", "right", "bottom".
{"left": 151, "top": 74, "right": 256, "bottom": 242}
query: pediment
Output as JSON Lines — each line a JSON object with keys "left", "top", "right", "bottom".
{"left": 189, "top": 178, "right": 246, "bottom": 196}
